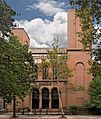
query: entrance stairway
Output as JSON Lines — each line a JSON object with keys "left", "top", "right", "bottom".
{"left": 31, "top": 109, "right": 62, "bottom": 115}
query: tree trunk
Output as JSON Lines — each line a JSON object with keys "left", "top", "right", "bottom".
{"left": 57, "top": 81, "right": 64, "bottom": 117}
{"left": 13, "top": 95, "right": 16, "bottom": 118}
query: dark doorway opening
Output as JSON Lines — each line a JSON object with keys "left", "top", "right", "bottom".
{"left": 42, "top": 88, "right": 49, "bottom": 109}
{"left": 32, "top": 89, "right": 39, "bottom": 109}
{"left": 51, "top": 88, "right": 59, "bottom": 109}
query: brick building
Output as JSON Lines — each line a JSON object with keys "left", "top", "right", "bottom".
{"left": 12, "top": 28, "right": 30, "bottom": 46}
{"left": 8, "top": 10, "right": 92, "bottom": 112}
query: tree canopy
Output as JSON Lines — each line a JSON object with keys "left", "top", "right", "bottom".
{"left": 42, "top": 39, "right": 72, "bottom": 80}
{"left": 42, "top": 39, "right": 72, "bottom": 117}
{"left": 0, "top": 36, "right": 34, "bottom": 102}
{"left": 88, "top": 76, "right": 101, "bottom": 108}
{"left": 69, "top": 0, "right": 101, "bottom": 49}
{"left": 0, "top": 0, "right": 16, "bottom": 37}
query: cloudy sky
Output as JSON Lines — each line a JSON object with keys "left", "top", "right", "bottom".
{"left": 6, "top": 0, "right": 69, "bottom": 48}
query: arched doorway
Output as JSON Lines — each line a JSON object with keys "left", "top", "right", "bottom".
{"left": 32, "top": 88, "right": 39, "bottom": 109}
{"left": 42, "top": 88, "right": 49, "bottom": 109}
{"left": 51, "top": 88, "right": 59, "bottom": 109}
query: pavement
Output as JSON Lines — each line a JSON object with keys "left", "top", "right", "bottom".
{"left": 0, "top": 113, "right": 101, "bottom": 119}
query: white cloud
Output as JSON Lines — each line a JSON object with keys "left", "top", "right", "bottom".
{"left": 27, "top": 0, "right": 64, "bottom": 16}
{"left": 15, "top": 12, "right": 67, "bottom": 48}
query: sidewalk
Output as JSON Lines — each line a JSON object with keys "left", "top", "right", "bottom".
{"left": 0, "top": 114, "right": 11, "bottom": 119}
{"left": 0, "top": 113, "right": 101, "bottom": 119}
{"left": 17, "top": 115, "right": 101, "bottom": 119}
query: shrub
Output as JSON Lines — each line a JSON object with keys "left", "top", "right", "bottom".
{"left": 68, "top": 105, "right": 78, "bottom": 115}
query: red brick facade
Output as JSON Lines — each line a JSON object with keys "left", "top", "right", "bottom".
{"left": 67, "top": 10, "right": 92, "bottom": 106}
{"left": 7, "top": 10, "right": 92, "bottom": 112}
{"left": 12, "top": 28, "right": 30, "bottom": 46}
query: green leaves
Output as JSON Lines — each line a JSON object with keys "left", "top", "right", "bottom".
{"left": 0, "top": 0, "right": 15, "bottom": 37}
{"left": 42, "top": 42, "right": 72, "bottom": 80}
{"left": 88, "top": 77, "right": 101, "bottom": 109}
{"left": 0, "top": 36, "right": 34, "bottom": 102}
{"left": 70, "top": 0, "right": 101, "bottom": 49}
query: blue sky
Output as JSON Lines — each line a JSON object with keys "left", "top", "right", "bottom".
{"left": 6, "top": 0, "right": 69, "bottom": 48}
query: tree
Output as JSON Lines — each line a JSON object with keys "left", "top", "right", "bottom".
{"left": 0, "top": 0, "right": 16, "bottom": 37}
{"left": 0, "top": 36, "right": 34, "bottom": 118}
{"left": 42, "top": 38, "right": 72, "bottom": 117}
{"left": 87, "top": 76, "right": 101, "bottom": 114}
{"left": 0, "top": 1, "right": 36, "bottom": 118}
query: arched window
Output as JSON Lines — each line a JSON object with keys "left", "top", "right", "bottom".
{"left": 32, "top": 88, "right": 39, "bottom": 109}
{"left": 33, "top": 64, "right": 38, "bottom": 80}
{"left": 42, "top": 88, "right": 49, "bottom": 109}
{"left": 42, "top": 65, "right": 48, "bottom": 80}
{"left": 51, "top": 88, "right": 59, "bottom": 109}
{"left": 76, "top": 62, "right": 84, "bottom": 87}
{"left": 76, "top": 62, "right": 85, "bottom": 100}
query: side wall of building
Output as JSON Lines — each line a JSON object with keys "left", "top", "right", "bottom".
{"left": 67, "top": 10, "right": 92, "bottom": 106}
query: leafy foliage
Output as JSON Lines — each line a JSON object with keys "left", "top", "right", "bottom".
{"left": 0, "top": 0, "right": 16, "bottom": 37}
{"left": 0, "top": 36, "right": 34, "bottom": 102}
{"left": 87, "top": 77, "right": 101, "bottom": 109}
{"left": 42, "top": 39, "right": 72, "bottom": 80}
{"left": 69, "top": 0, "right": 101, "bottom": 49}
{"left": 42, "top": 39, "right": 72, "bottom": 117}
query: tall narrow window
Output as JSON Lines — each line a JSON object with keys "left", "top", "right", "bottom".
{"left": 76, "top": 63, "right": 84, "bottom": 87}
{"left": 51, "top": 88, "right": 59, "bottom": 108}
{"left": 42, "top": 65, "right": 48, "bottom": 80}
{"left": 53, "top": 68, "right": 59, "bottom": 79}
{"left": 32, "top": 88, "right": 39, "bottom": 109}
{"left": 42, "top": 88, "right": 49, "bottom": 109}
{"left": 76, "top": 62, "right": 85, "bottom": 101}
{"left": 33, "top": 64, "right": 38, "bottom": 80}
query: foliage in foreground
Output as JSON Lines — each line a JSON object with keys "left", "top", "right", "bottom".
{"left": 87, "top": 77, "right": 101, "bottom": 109}
{"left": 42, "top": 40, "right": 72, "bottom": 80}
{"left": 0, "top": 0, "right": 16, "bottom": 37}
{"left": 0, "top": 36, "right": 34, "bottom": 103}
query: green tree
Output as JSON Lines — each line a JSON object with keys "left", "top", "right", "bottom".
{"left": 42, "top": 39, "right": 72, "bottom": 117}
{"left": 0, "top": 1, "right": 35, "bottom": 118}
{"left": 0, "top": 0, "right": 16, "bottom": 37}
{"left": 87, "top": 76, "right": 101, "bottom": 114}
{"left": 0, "top": 36, "right": 34, "bottom": 117}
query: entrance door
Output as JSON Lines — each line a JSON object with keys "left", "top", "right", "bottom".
{"left": 42, "top": 88, "right": 49, "bottom": 109}
{"left": 32, "top": 89, "right": 39, "bottom": 109}
{"left": 51, "top": 88, "right": 59, "bottom": 108}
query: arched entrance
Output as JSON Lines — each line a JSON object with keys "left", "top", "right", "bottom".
{"left": 51, "top": 88, "right": 59, "bottom": 109}
{"left": 42, "top": 88, "right": 49, "bottom": 109}
{"left": 32, "top": 88, "right": 39, "bottom": 109}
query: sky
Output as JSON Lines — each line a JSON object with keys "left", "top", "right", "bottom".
{"left": 6, "top": 0, "right": 69, "bottom": 48}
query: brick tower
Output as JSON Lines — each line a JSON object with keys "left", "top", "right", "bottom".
{"left": 67, "top": 10, "right": 92, "bottom": 106}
